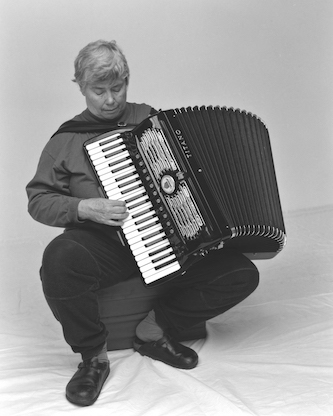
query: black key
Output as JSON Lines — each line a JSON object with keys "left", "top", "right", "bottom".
{"left": 155, "top": 258, "right": 178, "bottom": 270}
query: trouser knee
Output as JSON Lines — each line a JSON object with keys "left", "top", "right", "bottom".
{"left": 241, "top": 256, "right": 260, "bottom": 294}
{"left": 40, "top": 236, "right": 100, "bottom": 300}
{"left": 207, "top": 258, "right": 259, "bottom": 309}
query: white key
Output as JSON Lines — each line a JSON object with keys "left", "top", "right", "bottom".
{"left": 109, "top": 185, "right": 145, "bottom": 201}
{"left": 134, "top": 251, "right": 174, "bottom": 275}
{"left": 132, "top": 242, "right": 167, "bottom": 258}
{"left": 106, "top": 185, "right": 145, "bottom": 201}
{"left": 129, "top": 235, "right": 166, "bottom": 256}
{"left": 88, "top": 138, "right": 123, "bottom": 156}
{"left": 127, "top": 224, "right": 162, "bottom": 245}
{"left": 143, "top": 258, "right": 179, "bottom": 278}
{"left": 117, "top": 180, "right": 146, "bottom": 195}
{"left": 128, "top": 201, "right": 153, "bottom": 215}
{"left": 99, "top": 161, "right": 134, "bottom": 180}
{"left": 137, "top": 247, "right": 173, "bottom": 267}
{"left": 123, "top": 208, "right": 156, "bottom": 235}
{"left": 123, "top": 211, "right": 156, "bottom": 233}
{"left": 140, "top": 254, "right": 177, "bottom": 273}
{"left": 125, "top": 195, "right": 149, "bottom": 210}
{"left": 104, "top": 174, "right": 140, "bottom": 192}
{"left": 93, "top": 151, "right": 129, "bottom": 168}
{"left": 129, "top": 208, "right": 155, "bottom": 225}
{"left": 103, "top": 174, "right": 138, "bottom": 191}
{"left": 124, "top": 223, "right": 154, "bottom": 236}
{"left": 90, "top": 144, "right": 126, "bottom": 163}
{"left": 134, "top": 240, "right": 170, "bottom": 262}
{"left": 133, "top": 215, "right": 159, "bottom": 231}
{"left": 85, "top": 134, "right": 121, "bottom": 151}
{"left": 129, "top": 232, "right": 166, "bottom": 253}
{"left": 98, "top": 159, "right": 132, "bottom": 181}
{"left": 143, "top": 262, "right": 181, "bottom": 284}
{"left": 126, "top": 221, "right": 161, "bottom": 242}
{"left": 101, "top": 166, "right": 136, "bottom": 185}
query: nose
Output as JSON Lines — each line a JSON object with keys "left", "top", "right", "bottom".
{"left": 105, "top": 90, "right": 115, "bottom": 105}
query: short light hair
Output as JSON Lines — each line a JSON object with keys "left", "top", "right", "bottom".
{"left": 73, "top": 40, "right": 130, "bottom": 90}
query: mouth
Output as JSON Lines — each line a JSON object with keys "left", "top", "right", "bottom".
{"left": 103, "top": 108, "right": 117, "bottom": 112}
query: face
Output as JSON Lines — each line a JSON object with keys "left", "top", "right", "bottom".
{"left": 82, "top": 78, "right": 128, "bottom": 121}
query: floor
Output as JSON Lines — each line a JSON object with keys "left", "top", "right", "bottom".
{"left": 0, "top": 206, "right": 332, "bottom": 416}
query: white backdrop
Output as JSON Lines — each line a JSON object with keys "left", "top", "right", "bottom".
{"left": 1, "top": 2, "right": 333, "bottom": 415}
{"left": 0, "top": 0, "right": 332, "bottom": 246}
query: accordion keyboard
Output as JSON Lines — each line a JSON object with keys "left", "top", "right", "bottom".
{"left": 85, "top": 133, "right": 181, "bottom": 284}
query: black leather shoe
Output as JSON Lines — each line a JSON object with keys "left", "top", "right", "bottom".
{"left": 133, "top": 335, "right": 198, "bottom": 369}
{"left": 66, "top": 358, "right": 110, "bottom": 406}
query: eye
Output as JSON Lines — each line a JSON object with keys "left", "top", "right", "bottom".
{"left": 112, "top": 82, "right": 126, "bottom": 93}
{"left": 91, "top": 87, "right": 105, "bottom": 95}
{"left": 112, "top": 86, "right": 122, "bottom": 93}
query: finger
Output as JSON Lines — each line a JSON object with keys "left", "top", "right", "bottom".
{"left": 111, "top": 206, "right": 129, "bottom": 214}
{"left": 104, "top": 218, "right": 127, "bottom": 227}
{"left": 112, "top": 211, "right": 129, "bottom": 219}
{"left": 108, "top": 199, "right": 127, "bottom": 207}
{"left": 102, "top": 211, "right": 129, "bottom": 222}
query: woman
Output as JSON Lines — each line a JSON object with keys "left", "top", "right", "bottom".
{"left": 26, "top": 39, "right": 259, "bottom": 407}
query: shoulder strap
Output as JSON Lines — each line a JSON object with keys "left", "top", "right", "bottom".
{"left": 50, "top": 120, "right": 137, "bottom": 138}
{"left": 51, "top": 107, "right": 159, "bottom": 138}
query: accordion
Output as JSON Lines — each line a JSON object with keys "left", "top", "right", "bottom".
{"left": 84, "top": 106, "right": 286, "bottom": 286}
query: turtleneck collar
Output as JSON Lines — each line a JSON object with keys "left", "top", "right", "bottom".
{"left": 83, "top": 104, "right": 130, "bottom": 125}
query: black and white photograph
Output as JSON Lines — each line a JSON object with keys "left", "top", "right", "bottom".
{"left": 0, "top": 0, "right": 332, "bottom": 415}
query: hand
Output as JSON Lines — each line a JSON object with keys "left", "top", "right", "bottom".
{"left": 78, "top": 198, "right": 129, "bottom": 226}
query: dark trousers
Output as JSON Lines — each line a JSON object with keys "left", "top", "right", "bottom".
{"left": 41, "top": 229, "right": 259, "bottom": 360}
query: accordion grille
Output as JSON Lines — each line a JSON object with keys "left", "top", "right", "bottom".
{"left": 139, "top": 127, "right": 205, "bottom": 240}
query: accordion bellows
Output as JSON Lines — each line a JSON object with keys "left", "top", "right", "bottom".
{"left": 171, "top": 106, "right": 286, "bottom": 255}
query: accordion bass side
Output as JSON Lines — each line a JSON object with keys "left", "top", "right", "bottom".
{"left": 84, "top": 106, "right": 286, "bottom": 286}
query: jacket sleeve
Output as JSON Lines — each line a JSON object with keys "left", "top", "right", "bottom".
{"left": 26, "top": 148, "right": 84, "bottom": 228}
